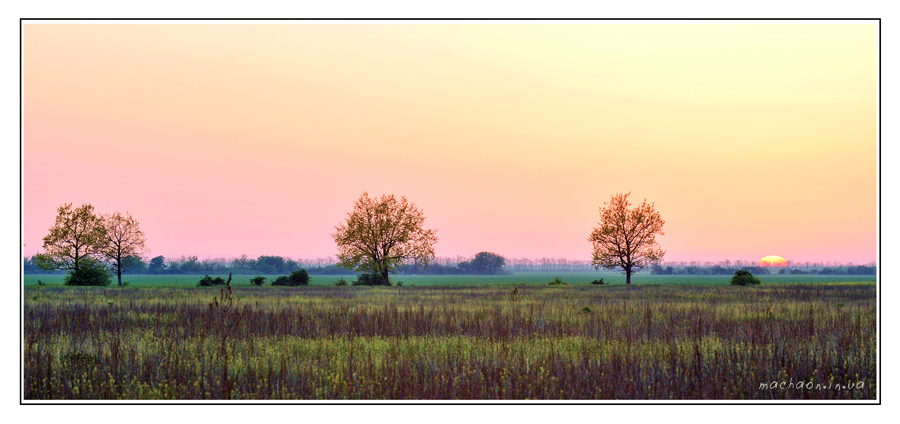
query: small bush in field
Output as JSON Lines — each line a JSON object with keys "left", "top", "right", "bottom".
{"left": 353, "top": 273, "right": 390, "bottom": 286}
{"left": 334, "top": 278, "right": 349, "bottom": 287}
{"left": 250, "top": 276, "right": 266, "bottom": 286}
{"left": 289, "top": 269, "right": 310, "bottom": 286}
{"left": 730, "top": 270, "right": 761, "bottom": 286}
{"left": 65, "top": 258, "right": 111, "bottom": 286}
{"left": 272, "top": 269, "right": 310, "bottom": 286}
{"left": 590, "top": 279, "right": 605, "bottom": 285}
{"left": 197, "top": 275, "right": 226, "bottom": 287}
{"left": 548, "top": 277, "right": 567, "bottom": 286}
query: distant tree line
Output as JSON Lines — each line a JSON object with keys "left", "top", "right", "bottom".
{"left": 651, "top": 262, "right": 876, "bottom": 276}
{"left": 24, "top": 251, "right": 510, "bottom": 276}
{"left": 24, "top": 253, "right": 876, "bottom": 276}
{"left": 777, "top": 265, "right": 876, "bottom": 275}
{"left": 651, "top": 264, "right": 775, "bottom": 275}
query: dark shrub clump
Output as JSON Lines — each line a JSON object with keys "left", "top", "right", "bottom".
{"left": 730, "top": 270, "right": 761, "bottom": 286}
{"left": 272, "top": 269, "right": 310, "bottom": 286}
{"left": 590, "top": 279, "right": 605, "bottom": 285}
{"left": 250, "top": 276, "right": 266, "bottom": 286}
{"left": 197, "top": 275, "right": 227, "bottom": 287}
{"left": 64, "top": 258, "right": 111, "bottom": 286}
{"left": 353, "top": 273, "right": 390, "bottom": 286}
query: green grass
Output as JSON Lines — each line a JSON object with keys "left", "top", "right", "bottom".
{"left": 23, "top": 271, "right": 877, "bottom": 287}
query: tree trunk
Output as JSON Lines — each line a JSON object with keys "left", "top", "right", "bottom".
{"left": 381, "top": 269, "right": 391, "bottom": 286}
{"left": 118, "top": 267, "right": 123, "bottom": 287}
{"left": 626, "top": 270, "right": 632, "bottom": 285}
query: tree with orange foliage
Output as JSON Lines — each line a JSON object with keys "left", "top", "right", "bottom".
{"left": 332, "top": 192, "right": 437, "bottom": 286}
{"left": 588, "top": 192, "right": 666, "bottom": 284}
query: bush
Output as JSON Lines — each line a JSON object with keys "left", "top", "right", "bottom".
{"left": 197, "top": 275, "right": 227, "bottom": 287}
{"left": 590, "top": 278, "right": 605, "bottom": 285}
{"left": 289, "top": 269, "right": 310, "bottom": 286}
{"left": 250, "top": 276, "right": 266, "bottom": 286}
{"left": 730, "top": 270, "right": 761, "bottom": 286}
{"left": 353, "top": 273, "right": 390, "bottom": 286}
{"left": 64, "top": 258, "right": 112, "bottom": 286}
{"left": 271, "top": 269, "right": 310, "bottom": 286}
{"left": 334, "top": 278, "right": 349, "bottom": 287}
{"left": 548, "top": 277, "right": 567, "bottom": 286}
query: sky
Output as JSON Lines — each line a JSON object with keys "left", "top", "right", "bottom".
{"left": 22, "top": 22, "right": 878, "bottom": 264}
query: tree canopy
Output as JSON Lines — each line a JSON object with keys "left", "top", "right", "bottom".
{"left": 459, "top": 252, "right": 507, "bottom": 275}
{"left": 588, "top": 192, "right": 666, "bottom": 284}
{"left": 34, "top": 203, "right": 106, "bottom": 273}
{"left": 99, "top": 211, "right": 148, "bottom": 286}
{"left": 332, "top": 192, "right": 438, "bottom": 285}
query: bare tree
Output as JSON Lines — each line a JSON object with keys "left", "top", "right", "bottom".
{"left": 100, "top": 211, "right": 148, "bottom": 286}
{"left": 588, "top": 192, "right": 666, "bottom": 284}
{"left": 332, "top": 192, "right": 438, "bottom": 285}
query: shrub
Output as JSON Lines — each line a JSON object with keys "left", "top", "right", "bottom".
{"left": 353, "top": 273, "right": 390, "bottom": 286}
{"left": 590, "top": 279, "right": 605, "bottom": 285}
{"left": 272, "top": 269, "right": 310, "bottom": 286}
{"left": 289, "top": 269, "right": 310, "bottom": 286}
{"left": 334, "top": 278, "right": 349, "bottom": 287}
{"left": 548, "top": 277, "right": 567, "bottom": 286}
{"left": 64, "top": 258, "right": 111, "bottom": 286}
{"left": 250, "top": 276, "right": 266, "bottom": 286}
{"left": 730, "top": 270, "right": 761, "bottom": 286}
{"left": 197, "top": 275, "right": 227, "bottom": 287}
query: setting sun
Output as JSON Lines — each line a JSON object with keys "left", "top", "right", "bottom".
{"left": 758, "top": 255, "right": 789, "bottom": 267}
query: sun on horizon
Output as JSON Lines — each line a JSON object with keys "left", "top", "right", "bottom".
{"left": 758, "top": 255, "right": 789, "bottom": 267}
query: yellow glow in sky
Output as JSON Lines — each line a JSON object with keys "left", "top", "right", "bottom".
{"left": 23, "top": 23, "right": 877, "bottom": 262}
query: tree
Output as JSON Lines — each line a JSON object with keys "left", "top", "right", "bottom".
{"left": 462, "top": 252, "right": 507, "bottom": 275}
{"left": 332, "top": 192, "right": 438, "bottom": 286}
{"left": 148, "top": 255, "right": 166, "bottom": 274}
{"left": 588, "top": 192, "right": 665, "bottom": 285}
{"left": 256, "top": 255, "right": 286, "bottom": 274}
{"left": 121, "top": 256, "right": 147, "bottom": 274}
{"left": 34, "top": 203, "right": 106, "bottom": 274}
{"left": 99, "top": 211, "right": 148, "bottom": 286}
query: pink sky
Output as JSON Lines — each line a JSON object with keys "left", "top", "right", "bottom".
{"left": 23, "top": 23, "right": 877, "bottom": 264}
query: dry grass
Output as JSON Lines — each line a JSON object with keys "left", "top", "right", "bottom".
{"left": 23, "top": 283, "right": 876, "bottom": 400}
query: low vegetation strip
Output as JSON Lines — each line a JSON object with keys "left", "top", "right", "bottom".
{"left": 23, "top": 284, "right": 875, "bottom": 400}
{"left": 22, "top": 272, "right": 877, "bottom": 287}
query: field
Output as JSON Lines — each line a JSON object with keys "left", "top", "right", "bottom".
{"left": 23, "top": 281, "right": 876, "bottom": 400}
{"left": 22, "top": 271, "right": 877, "bottom": 287}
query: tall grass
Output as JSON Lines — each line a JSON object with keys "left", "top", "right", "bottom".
{"left": 24, "top": 284, "right": 876, "bottom": 400}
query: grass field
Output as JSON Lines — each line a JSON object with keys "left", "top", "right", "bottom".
{"left": 23, "top": 282, "right": 875, "bottom": 400}
{"left": 22, "top": 271, "right": 877, "bottom": 287}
